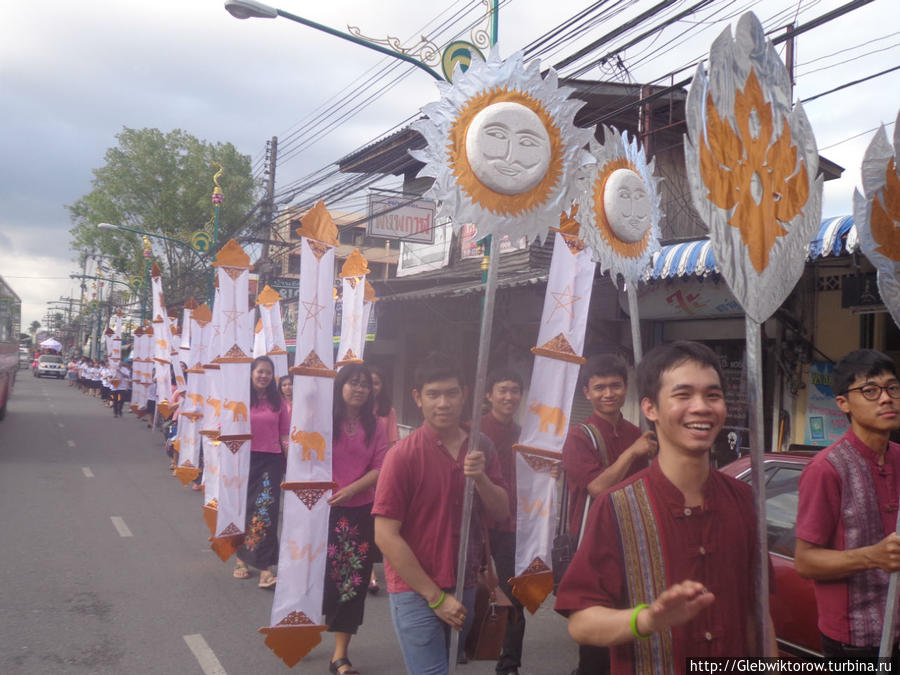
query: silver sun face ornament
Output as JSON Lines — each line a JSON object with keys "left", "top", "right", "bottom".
{"left": 576, "top": 126, "right": 662, "bottom": 284}
{"left": 411, "top": 48, "right": 593, "bottom": 243}
{"left": 854, "top": 110, "right": 900, "bottom": 328}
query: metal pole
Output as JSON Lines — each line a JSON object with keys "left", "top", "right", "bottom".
{"left": 448, "top": 245, "right": 500, "bottom": 674}
{"left": 276, "top": 9, "right": 442, "bottom": 81}
{"left": 879, "top": 514, "right": 900, "bottom": 656}
{"left": 745, "top": 315, "right": 771, "bottom": 655}
{"left": 626, "top": 283, "right": 643, "bottom": 364}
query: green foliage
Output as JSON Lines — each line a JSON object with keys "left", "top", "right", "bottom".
{"left": 68, "top": 127, "right": 260, "bottom": 308}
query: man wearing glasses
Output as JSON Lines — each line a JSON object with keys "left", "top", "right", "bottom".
{"left": 796, "top": 349, "right": 900, "bottom": 661}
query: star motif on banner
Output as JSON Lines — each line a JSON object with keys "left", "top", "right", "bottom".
{"left": 223, "top": 309, "right": 243, "bottom": 330}
{"left": 301, "top": 299, "right": 326, "bottom": 334}
{"left": 546, "top": 284, "right": 580, "bottom": 323}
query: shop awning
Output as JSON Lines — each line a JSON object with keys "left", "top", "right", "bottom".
{"left": 646, "top": 215, "right": 857, "bottom": 281}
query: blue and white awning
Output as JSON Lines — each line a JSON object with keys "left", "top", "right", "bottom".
{"left": 645, "top": 216, "right": 857, "bottom": 281}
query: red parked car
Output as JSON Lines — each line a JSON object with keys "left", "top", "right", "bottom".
{"left": 720, "top": 449, "right": 823, "bottom": 660}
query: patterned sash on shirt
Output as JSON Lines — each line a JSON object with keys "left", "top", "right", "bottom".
{"left": 609, "top": 478, "right": 675, "bottom": 674}
{"left": 826, "top": 439, "right": 897, "bottom": 646}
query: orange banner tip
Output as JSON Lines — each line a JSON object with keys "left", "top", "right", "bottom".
{"left": 510, "top": 569, "right": 554, "bottom": 615}
{"left": 259, "top": 624, "right": 327, "bottom": 667}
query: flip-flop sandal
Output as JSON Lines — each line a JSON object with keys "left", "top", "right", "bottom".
{"left": 233, "top": 563, "right": 250, "bottom": 580}
{"left": 258, "top": 571, "right": 277, "bottom": 588}
{"left": 329, "top": 657, "right": 360, "bottom": 675}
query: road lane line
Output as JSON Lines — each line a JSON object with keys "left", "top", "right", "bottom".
{"left": 183, "top": 634, "right": 227, "bottom": 675}
{"left": 66, "top": 440, "right": 76, "bottom": 447}
{"left": 110, "top": 517, "right": 133, "bottom": 538}
{"left": 82, "top": 467, "right": 94, "bottom": 478}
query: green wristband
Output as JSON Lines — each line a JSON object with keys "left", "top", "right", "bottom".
{"left": 429, "top": 591, "right": 446, "bottom": 610}
{"left": 630, "top": 603, "right": 651, "bottom": 639}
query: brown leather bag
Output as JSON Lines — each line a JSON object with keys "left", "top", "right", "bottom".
{"left": 464, "top": 535, "right": 513, "bottom": 660}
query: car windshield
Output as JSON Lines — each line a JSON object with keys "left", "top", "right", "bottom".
{"left": 39, "top": 355, "right": 63, "bottom": 363}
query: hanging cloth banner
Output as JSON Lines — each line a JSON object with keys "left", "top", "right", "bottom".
{"left": 336, "top": 249, "right": 370, "bottom": 367}
{"left": 683, "top": 12, "right": 823, "bottom": 653}
{"left": 253, "top": 317, "right": 266, "bottom": 359}
{"left": 362, "top": 281, "right": 378, "bottom": 345}
{"left": 150, "top": 265, "right": 175, "bottom": 419}
{"left": 261, "top": 202, "right": 338, "bottom": 666}
{"left": 201, "top": 288, "right": 224, "bottom": 536}
{"left": 131, "top": 323, "right": 152, "bottom": 414}
{"left": 510, "top": 223, "right": 595, "bottom": 613}
{"left": 174, "top": 302, "right": 212, "bottom": 486}
{"left": 110, "top": 313, "right": 122, "bottom": 372}
{"left": 210, "top": 240, "right": 254, "bottom": 562}
{"left": 257, "top": 285, "right": 290, "bottom": 379}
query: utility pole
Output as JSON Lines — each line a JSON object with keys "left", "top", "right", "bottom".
{"left": 259, "top": 136, "right": 278, "bottom": 287}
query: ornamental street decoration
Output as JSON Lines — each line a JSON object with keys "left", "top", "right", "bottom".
{"left": 854, "top": 110, "right": 900, "bottom": 329}
{"left": 411, "top": 48, "right": 592, "bottom": 243}
{"left": 684, "top": 12, "right": 822, "bottom": 323}
{"left": 578, "top": 126, "right": 662, "bottom": 285}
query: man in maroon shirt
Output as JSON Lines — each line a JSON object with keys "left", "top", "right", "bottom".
{"left": 796, "top": 349, "right": 900, "bottom": 660}
{"left": 373, "top": 355, "right": 509, "bottom": 675}
{"left": 562, "top": 354, "right": 657, "bottom": 674}
{"left": 556, "top": 341, "right": 775, "bottom": 673}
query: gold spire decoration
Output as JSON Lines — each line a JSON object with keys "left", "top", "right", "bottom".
{"left": 295, "top": 201, "right": 339, "bottom": 245}
{"left": 339, "top": 248, "right": 371, "bottom": 278}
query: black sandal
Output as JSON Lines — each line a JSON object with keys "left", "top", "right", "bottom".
{"left": 329, "top": 657, "right": 360, "bottom": 675}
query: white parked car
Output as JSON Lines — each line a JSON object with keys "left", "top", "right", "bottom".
{"left": 35, "top": 354, "right": 65, "bottom": 379}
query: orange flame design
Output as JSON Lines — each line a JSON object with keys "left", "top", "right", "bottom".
{"left": 871, "top": 159, "right": 900, "bottom": 261}
{"left": 699, "top": 69, "right": 809, "bottom": 273}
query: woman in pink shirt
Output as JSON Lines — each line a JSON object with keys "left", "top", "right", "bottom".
{"left": 234, "top": 356, "right": 290, "bottom": 588}
{"left": 370, "top": 366, "right": 399, "bottom": 448}
{"left": 325, "top": 363, "right": 388, "bottom": 675}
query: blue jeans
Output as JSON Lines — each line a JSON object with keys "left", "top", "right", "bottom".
{"left": 389, "top": 588, "right": 476, "bottom": 675}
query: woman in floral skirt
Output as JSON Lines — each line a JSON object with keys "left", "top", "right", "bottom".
{"left": 325, "top": 363, "right": 388, "bottom": 675}
{"left": 234, "top": 356, "right": 290, "bottom": 588}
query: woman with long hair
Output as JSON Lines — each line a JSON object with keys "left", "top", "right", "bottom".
{"left": 234, "top": 356, "right": 290, "bottom": 588}
{"left": 369, "top": 365, "right": 399, "bottom": 448}
{"left": 324, "top": 363, "right": 388, "bottom": 675}
{"left": 278, "top": 375, "right": 292, "bottom": 410}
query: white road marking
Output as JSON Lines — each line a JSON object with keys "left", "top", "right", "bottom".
{"left": 82, "top": 467, "right": 94, "bottom": 478}
{"left": 183, "top": 634, "right": 227, "bottom": 675}
{"left": 57, "top": 422, "right": 64, "bottom": 428}
{"left": 66, "top": 440, "right": 76, "bottom": 447}
{"left": 110, "top": 516, "right": 133, "bottom": 538}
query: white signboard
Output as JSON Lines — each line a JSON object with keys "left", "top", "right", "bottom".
{"left": 367, "top": 193, "right": 436, "bottom": 244}
{"left": 396, "top": 221, "right": 451, "bottom": 277}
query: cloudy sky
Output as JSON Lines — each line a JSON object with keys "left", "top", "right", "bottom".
{"left": 2, "top": 0, "right": 897, "bottom": 330}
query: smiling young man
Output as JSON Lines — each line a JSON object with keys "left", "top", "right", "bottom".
{"left": 795, "top": 349, "right": 900, "bottom": 660}
{"left": 556, "top": 341, "right": 775, "bottom": 672}
{"left": 373, "top": 355, "right": 509, "bottom": 675}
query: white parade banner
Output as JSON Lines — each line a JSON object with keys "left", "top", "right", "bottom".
{"left": 257, "top": 285, "right": 289, "bottom": 379}
{"left": 511, "top": 224, "right": 596, "bottom": 613}
{"left": 336, "top": 249, "right": 369, "bottom": 368}
{"left": 261, "top": 202, "right": 337, "bottom": 666}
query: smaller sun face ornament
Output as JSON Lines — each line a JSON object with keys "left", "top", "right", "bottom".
{"left": 412, "top": 49, "right": 592, "bottom": 244}
{"left": 603, "top": 168, "right": 652, "bottom": 243}
{"left": 576, "top": 126, "right": 661, "bottom": 284}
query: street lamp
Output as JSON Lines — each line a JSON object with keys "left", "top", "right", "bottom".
{"left": 224, "top": 0, "right": 443, "bottom": 80}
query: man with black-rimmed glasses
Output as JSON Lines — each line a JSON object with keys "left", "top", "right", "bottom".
{"left": 796, "top": 349, "right": 900, "bottom": 661}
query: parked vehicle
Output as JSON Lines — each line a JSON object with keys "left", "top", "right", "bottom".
{"left": 0, "top": 275, "right": 21, "bottom": 420}
{"left": 720, "top": 450, "right": 823, "bottom": 660}
{"left": 35, "top": 354, "right": 66, "bottom": 379}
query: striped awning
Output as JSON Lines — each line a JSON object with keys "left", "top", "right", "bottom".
{"left": 645, "top": 215, "right": 857, "bottom": 281}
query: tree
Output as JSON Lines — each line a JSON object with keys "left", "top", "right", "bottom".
{"left": 28, "top": 321, "right": 40, "bottom": 341}
{"left": 68, "top": 127, "right": 260, "bottom": 308}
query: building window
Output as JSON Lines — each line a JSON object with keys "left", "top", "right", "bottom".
{"left": 288, "top": 254, "right": 301, "bottom": 275}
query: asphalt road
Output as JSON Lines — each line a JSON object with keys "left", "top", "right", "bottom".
{"left": 0, "top": 373, "right": 577, "bottom": 675}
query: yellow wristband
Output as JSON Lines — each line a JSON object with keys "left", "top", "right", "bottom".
{"left": 631, "top": 603, "right": 651, "bottom": 639}
{"left": 429, "top": 591, "right": 446, "bottom": 610}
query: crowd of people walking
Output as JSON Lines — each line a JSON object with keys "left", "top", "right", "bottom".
{"left": 60, "top": 340, "right": 900, "bottom": 674}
